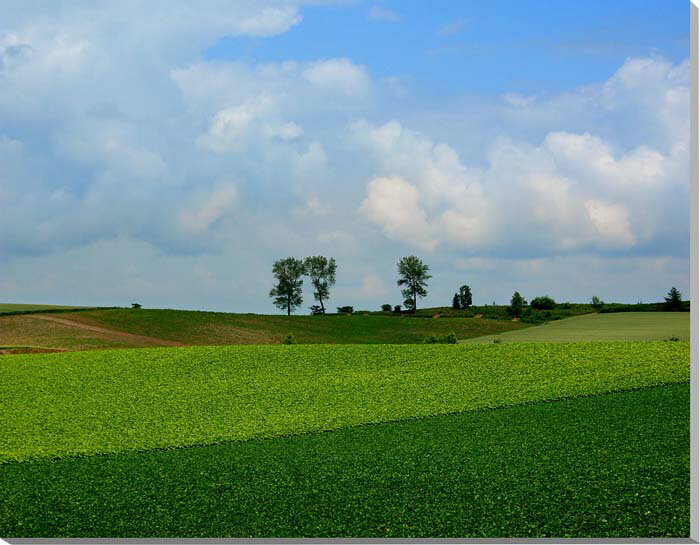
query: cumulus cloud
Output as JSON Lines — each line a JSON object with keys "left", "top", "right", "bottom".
{"left": 355, "top": 56, "right": 688, "bottom": 259}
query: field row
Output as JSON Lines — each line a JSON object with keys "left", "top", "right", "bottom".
{"left": 0, "top": 384, "right": 689, "bottom": 537}
{"left": 0, "top": 341, "right": 689, "bottom": 462}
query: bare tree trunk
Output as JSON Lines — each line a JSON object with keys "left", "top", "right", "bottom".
{"left": 319, "top": 296, "right": 325, "bottom": 314}
{"left": 287, "top": 298, "right": 291, "bottom": 316}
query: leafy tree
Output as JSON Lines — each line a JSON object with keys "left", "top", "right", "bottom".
{"left": 664, "top": 287, "right": 683, "bottom": 310}
{"left": 303, "top": 256, "right": 337, "bottom": 314}
{"left": 452, "top": 293, "right": 460, "bottom": 310}
{"left": 309, "top": 305, "right": 324, "bottom": 315}
{"left": 393, "top": 305, "right": 402, "bottom": 313}
{"left": 530, "top": 295, "right": 556, "bottom": 310}
{"left": 381, "top": 304, "right": 392, "bottom": 312}
{"left": 509, "top": 291, "right": 525, "bottom": 317}
{"left": 590, "top": 295, "right": 603, "bottom": 308}
{"left": 337, "top": 305, "right": 354, "bottom": 315}
{"left": 269, "top": 257, "right": 305, "bottom": 316}
{"left": 397, "top": 256, "right": 431, "bottom": 312}
{"left": 458, "top": 285, "right": 472, "bottom": 309}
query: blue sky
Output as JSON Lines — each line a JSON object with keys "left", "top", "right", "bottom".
{"left": 0, "top": 1, "right": 691, "bottom": 312}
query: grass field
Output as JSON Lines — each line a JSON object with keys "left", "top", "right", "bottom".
{"left": 463, "top": 312, "right": 690, "bottom": 344}
{"left": 0, "top": 303, "right": 88, "bottom": 314}
{"left": 0, "top": 341, "right": 688, "bottom": 462}
{"left": 0, "top": 307, "right": 529, "bottom": 351}
{"left": 0, "top": 384, "right": 688, "bottom": 537}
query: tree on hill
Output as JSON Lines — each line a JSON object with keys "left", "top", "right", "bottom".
{"left": 269, "top": 257, "right": 305, "bottom": 316}
{"left": 452, "top": 293, "right": 460, "bottom": 310}
{"left": 509, "top": 291, "right": 525, "bottom": 317}
{"left": 664, "top": 287, "right": 683, "bottom": 310}
{"left": 303, "top": 255, "right": 337, "bottom": 314}
{"left": 397, "top": 256, "right": 431, "bottom": 312}
{"left": 458, "top": 285, "right": 472, "bottom": 309}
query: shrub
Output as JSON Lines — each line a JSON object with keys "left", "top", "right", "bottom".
{"left": 131, "top": 303, "right": 142, "bottom": 309}
{"left": 493, "top": 338, "right": 502, "bottom": 344}
{"left": 393, "top": 305, "right": 402, "bottom": 314}
{"left": 591, "top": 296, "right": 603, "bottom": 308}
{"left": 381, "top": 304, "right": 392, "bottom": 312}
{"left": 509, "top": 292, "right": 524, "bottom": 317}
{"left": 530, "top": 296, "right": 556, "bottom": 310}
{"left": 423, "top": 333, "right": 457, "bottom": 344}
{"left": 283, "top": 334, "right": 295, "bottom": 345}
{"left": 336, "top": 306, "right": 354, "bottom": 315}
{"left": 445, "top": 332, "right": 457, "bottom": 344}
{"left": 309, "top": 305, "right": 324, "bottom": 315}
{"left": 423, "top": 335, "right": 439, "bottom": 344}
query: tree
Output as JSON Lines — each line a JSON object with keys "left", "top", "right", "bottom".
{"left": 510, "top": 291, "right": 524, "bottom": 317}
{"left": 458, "top": 285, "right": 472, "bottom": 309}
{"left": 590, "top": 295, "right": 603, "bottom": 308}
{"left": 530, "top": 295, "right": 556, "bottom": 310}
{"left": 381, "top": 304, "right": 392, "bottom": 312}
{"left": 303, "top": 256, "right": 337, "bottom": 314}
{"left": 396, "top": 256, "right": 431, "bottom": 312}
{"left": 664, "top": 287, "right": 683, "bottom": 310}
{"left": 452, "top": 293, "right": 460, "bottom": 310}
{"left": 269, "top": 257, "right": 305, "bottom": 316}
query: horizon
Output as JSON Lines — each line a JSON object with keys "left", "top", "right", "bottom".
{"left": 0, "top": 1, "right": 690, "bottom": 314}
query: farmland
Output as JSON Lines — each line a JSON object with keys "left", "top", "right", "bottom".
{"left": 0, "top": 308, "right": 691, "bottom": 538}
{"left": 0, "top": 307, "right": 529, "bottom": 351}
{"left": 0, "top": 384, "right": 689, "bottom": 537}
{"left": 464, "top": 312, "right": 690, "bottom": 344}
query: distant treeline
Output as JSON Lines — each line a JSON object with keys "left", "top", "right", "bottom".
{"left": 0, "top": 307, "right": 117, "bottom": 317}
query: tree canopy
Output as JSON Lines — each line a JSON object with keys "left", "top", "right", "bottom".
{"left": 397, "top": 256, "right": 431, "bottom": 312}
{"left": 303, "top": 256, "right": 337, "bottom": 314}
{"left": 269, "top": 257, "right": 305, "bottom": 316}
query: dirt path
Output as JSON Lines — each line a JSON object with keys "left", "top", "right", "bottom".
{"left": 28, "top": 315, "right": 185, "bottom": 347}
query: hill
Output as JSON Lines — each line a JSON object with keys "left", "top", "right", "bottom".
{"left": 462, "top": 312, "right": 690, "bottom": 344}
{"left": 0, "top": 307, "right": 528, "bottom": 351}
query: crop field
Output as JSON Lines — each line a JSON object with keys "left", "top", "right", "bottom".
{"left": 0, "top": 341, "right": 688, "bottom": 462}
{"left": 0, "top": 307, "right": 529, "bottom": 351}
{"left": 0, "top": 384, "right": 689, "bottom": 537}
{"left": 463, "top": 312, "right": 690, "bottom": 344}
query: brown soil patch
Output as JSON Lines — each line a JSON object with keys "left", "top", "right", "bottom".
{"left": 27, "top": 315, "right": 185, "bottom": 347}
{"left": 0, "top": 347, "right": 66, "bottom": 356}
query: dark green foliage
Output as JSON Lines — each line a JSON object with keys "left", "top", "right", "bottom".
{"left": 381, "top": 304, "right": 392, "bottom": 312}
{"left": 0, "top": 384, "right": 688, "bottom": 537}
{"left": 308, "top": 305, "right": 324, "bottom": 315}
{"left": 283, "top": 334, "right": 295, "bottom": 345}
{"left": 664, "top": 287, "right": 683, "bottom": 311}
{"left": 397, "top": 256, "right": 431, "bottom": 312}
{"left": 509, "top": 291, "right": 525, "bottom": 317}
{"left": 530, "top": 295, "right": 556, "bottom": 310}
{"left": 452, "top": 293, "right": 460, "bottom": 310}
{"left": 393, "top": 305, "right": 401, "bottom": 313}
{"left": 599, "top": 301, "right": 689, "bottom": 313}
{"left": 303, "top": 256, "right": 337, "bottom": 314}
{"left": 131, "top": 303, "right": 142, "bottom": 309}
{"left": 336, "top": 306, "right": 353, "bottom": 315}
{"left": 424, "top": 332, "right": 457, "bottom": 344}
{"left": 591, "top": 296, "right": 603, "bottom": 308}
{"left": 458, "top": 285, "right": 472, "bottom": 309}
{"left": 269, "top": 258, "right": 305, "bottom": 316}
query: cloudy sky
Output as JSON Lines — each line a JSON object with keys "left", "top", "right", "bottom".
{"left": 0, "top": 0, "right": 690, "bottom": 312}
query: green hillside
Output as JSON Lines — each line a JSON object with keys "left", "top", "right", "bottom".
{"left": 463, "top": 312, "right": 690, "bottom": 344}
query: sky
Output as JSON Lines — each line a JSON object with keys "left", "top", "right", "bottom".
{"left": 0, "top": 0, "right": 691, "bottom": 313}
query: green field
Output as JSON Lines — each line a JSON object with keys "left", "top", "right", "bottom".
{"left": 0, "top": 341, "right": 688, "bottom": 462}
{"left": 463, "top": 312, "right": 690, "bottom": 344}
{"left": 0, "top": 384, "right": 689, "bottom": 537}
{"left": 0, "top": 307, "right": 528, "bottom": 349}
{"left": 0, "top": 303, "right": 87, "bottom": 314}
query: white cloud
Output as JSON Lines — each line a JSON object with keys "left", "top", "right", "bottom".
{"left": 178, "top": 185, "right": 238, "bottom": 235}
{"left": 359, "top": 176, "right": 438, "bottom": 251}
{"left": 302, "top": 58, "right": 371, "bottom": 98}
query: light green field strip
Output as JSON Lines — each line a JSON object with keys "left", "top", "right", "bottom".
{"left": 462, "top": 312, "right": 689, "bottom": 343}
{"left": 0, "top": 303, "right": 86, "bottom": 312}
{"left": 0, "top": 341, "right": 688, "bottom": 462}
